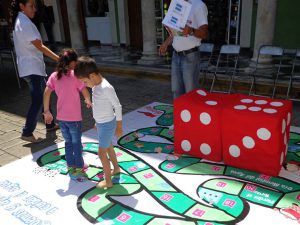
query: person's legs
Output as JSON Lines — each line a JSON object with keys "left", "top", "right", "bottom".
{"left": 171, "top": 52, "right": 185, "bottom": 99}
{"left": 97, "top": 148, "right": 112, "bottom": 188}
{"left": 22, "top": 75, "right": 45, "bottom": 137}
{"left": 107, "top": 144, "right": 120, "bottom": 175}
{"left": 67, "top": 121, "right": 84, "bottom": 169}
{"left": 22, "top": 75, "right": 58, "bottom": 139}
{"left": 182, "top": 51, "right": 200, "bottom": 94}
{"left": 96, "top": 118, "right": 117, "bottom": 188}
{"left": 58, "top": 121, "right": 75, "bottom": 168}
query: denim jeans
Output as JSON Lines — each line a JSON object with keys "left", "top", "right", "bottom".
{"left": 22, "top": 75, "right": 56, "bottom": 137}
{"left": 171, "top": 50, "right": 200, "bottom": 99}
{"left": 58, "top": 121, "right": 84, "bottom": 168}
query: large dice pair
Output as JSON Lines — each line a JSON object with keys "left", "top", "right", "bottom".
{"left": 174, "top": 89, "right": 292, "bottom": 176}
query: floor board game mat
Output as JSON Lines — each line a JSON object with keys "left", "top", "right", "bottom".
{"left": 1, "top": 102, "right": 300, "bottom": 225}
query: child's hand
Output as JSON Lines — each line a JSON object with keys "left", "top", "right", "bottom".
{"left": 85, "top": 98, "right": 92, "bottom": 108}
{"left": 43, "top": 111, "right": 53, "bottom": 124}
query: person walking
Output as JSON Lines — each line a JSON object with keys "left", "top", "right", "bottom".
{"left": 74, "top": 56, "right": 122, "bottom": 188}
{"left": 10, "top": 0, "right": 59, "bottom": 143}
{"left": 44, "top": 48, "right": 92, "bottom": 181}
{"left": 159, "top": 0, "right": 208, "bottom": 99}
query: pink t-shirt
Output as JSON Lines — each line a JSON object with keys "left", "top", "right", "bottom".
{"left": 46, "top": 70, "right": 85, "bottom": 121}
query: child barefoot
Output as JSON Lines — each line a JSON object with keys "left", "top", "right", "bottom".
{"left": 74, "top": 56, "right": 122, "bottom": 188}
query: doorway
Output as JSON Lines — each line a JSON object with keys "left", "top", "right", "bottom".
{"left": 127, "top": 0, "right": 143, "bottom": 51}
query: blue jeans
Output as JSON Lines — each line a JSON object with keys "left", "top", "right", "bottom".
{"left": 59, "top": 121, "right": 84, "bottom": 168}
{"left": 171, "top": 50, "right": 200, "bottom": 99}
{"left": 22, "top": 75, "right": 56, "bottom": 136}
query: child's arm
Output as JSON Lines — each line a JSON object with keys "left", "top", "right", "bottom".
{"left": 43, "top": 87, "right": 53, "bottom": 124}
{"left": 105, "top": 87, "right": 123, "bottom": 137}
{"left": 81, "top": 87, "right": 92, "bottom": 108}
{"left": 115, "top": 120, "right": 123, "bottom": 138}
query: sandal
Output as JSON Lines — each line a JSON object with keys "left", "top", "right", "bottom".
{"left": 46, "top": 124, "right": 60, "bottom": 132}
{"left": 21, "top": 135, "right": 43, "bottom": 143}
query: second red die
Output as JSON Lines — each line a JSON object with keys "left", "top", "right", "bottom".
{"left": 221, "top": 94, "right": 292, "bottom": 176}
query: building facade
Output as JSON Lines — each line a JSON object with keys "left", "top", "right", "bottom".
{"left": 0, "top": 0, "right": 299, "bottom": 56}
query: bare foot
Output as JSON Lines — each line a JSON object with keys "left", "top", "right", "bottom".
{"left": 96, "top": 180, "right": 113, "bottom": 189}
{"left": 111, "top": 168, "right": 121, "bottom": 175}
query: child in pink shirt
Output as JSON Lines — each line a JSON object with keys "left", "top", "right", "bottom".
{"left": 43, "top": 48, "right": 92, "bottom": 181}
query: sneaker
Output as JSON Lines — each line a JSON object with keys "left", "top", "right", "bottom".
{"left": 72, "top": 168, "right": 88, "bottom": 182}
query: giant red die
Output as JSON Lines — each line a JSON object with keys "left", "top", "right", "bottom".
{"left": 222, "top": 94, "right": 292, "bottom": 176}
{"left": 174, "top": 89, "right": 238, "bottom": 161}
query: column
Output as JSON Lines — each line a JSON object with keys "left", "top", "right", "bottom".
{"left": 252, "top": 0, "right": 277, "bottom": 62}
{"left": 65, "top": 0, "right": 85, "bottom": 50}
{"left": 138, "top": 0, "right": 162, "bottom": 65}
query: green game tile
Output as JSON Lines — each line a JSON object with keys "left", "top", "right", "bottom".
{"left": 152, "top": 191, "right": 196, "bottom": 214}
{"left": 203, "top": 179, "right": 243, "bottom": 195}
{"left": 133, "top": 169, "right": 176, "bottom": 192}
{"left": 119, "top": 161, "right": 150, "bottom": 174}
{"left": 97, "top": 204, "right": 153, "bottom": 224}
{"left": 179, "top": 163, "right": 225, "bottom": 175}
{"left": 161, "top": 157, "right": 200, "bottom": 173}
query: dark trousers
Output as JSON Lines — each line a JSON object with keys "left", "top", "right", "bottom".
{"left": 22, "top": 75, "right": 55, "bottom": 137}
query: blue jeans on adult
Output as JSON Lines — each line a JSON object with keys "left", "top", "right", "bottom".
{"left": 22, "top": 75, "right": 56, "bottom": 137}
{"left": 171, "top": 50, "right": 200, "bottom": 99}
{"left": 59, "top": 121, "right": 84, "bottom": 168}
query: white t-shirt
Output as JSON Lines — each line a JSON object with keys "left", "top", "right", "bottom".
{"left": 172, "top": 0, "right": 208, "bottom": 52}
{"left": 92, "top": 78, "right": 122, "bottom": 123}
{"left": 13, "top": 12, "right": 47, "bottom": 78}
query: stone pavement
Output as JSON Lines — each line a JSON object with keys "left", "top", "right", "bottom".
{"left": 0, "top": 45, "right": 300, "bottom": 167}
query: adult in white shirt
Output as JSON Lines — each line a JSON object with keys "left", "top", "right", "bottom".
{"left": 10, "top": 0, "right": 59, "bottom": 143}
{"left": 159, "top": 0, "right": 208, "bottom": 99}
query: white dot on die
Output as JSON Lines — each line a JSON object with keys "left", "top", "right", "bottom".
{"left": 280, "top": 152, "right": 284, "bottom": 165}
{"left": 200, "top": 143, "right": 211, "bottom": 155}
{"left": 200, "top": 112, "right": 211, "bottom": 125}
{"left": 181, "top": 110, "right": 191, "bottom": 122}
{"left": 284, "top": 133, "right": 287, "bottom": 145}
{"left": 270, "top": 101, "right": 283, "bottom": 107}
{"left": 287, "top": 112, "right": 291, "bottom": 125}
{"left": 241, "top": 99, "right": 253, "bottom": 103}
{"left": 282, "top": 119, "right": 286, "bottom": 134}
{"left": 243, "top": 136, "right": 255, "bottom": 149}
{"left": 197, "top": 89, "right": 207, "bottom": 96}
{"left": 248, "top": 107, "right": 261, "bottom": 112}
{"left": 229, "top": 145, "right": 240, "bottom": 157}
{"left": 255, "top": 100, "right": 268, "bottom": 105}
{"left": 263, "top": 108, "right": 277, "bottom": 114}
{"left": 206, "top": 101, "right": 218, "bottom": 106}
{"left": 181, "top": 140, "right": 191, "bottom": 152}
{"left": 234, "top": 105, "right": 247, "bottom": 110}
{"left": 257, "top": 128, "right": 271, "bottom": 140}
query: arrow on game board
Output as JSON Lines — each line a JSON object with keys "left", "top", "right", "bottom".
{"left": 137, "top": 111, "right": 156, "bottom": 117}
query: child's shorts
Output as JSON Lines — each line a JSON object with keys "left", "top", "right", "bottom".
{"left": 96, "top": 117, "right": 116, "bottom": 148}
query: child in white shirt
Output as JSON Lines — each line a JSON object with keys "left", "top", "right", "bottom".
{"left": 74, "top": 56, "right": 122, "bottom": 188}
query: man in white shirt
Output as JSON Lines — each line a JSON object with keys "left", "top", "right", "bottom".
{"left": 159, "top": 0, "right": 208, "bottom": 99}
